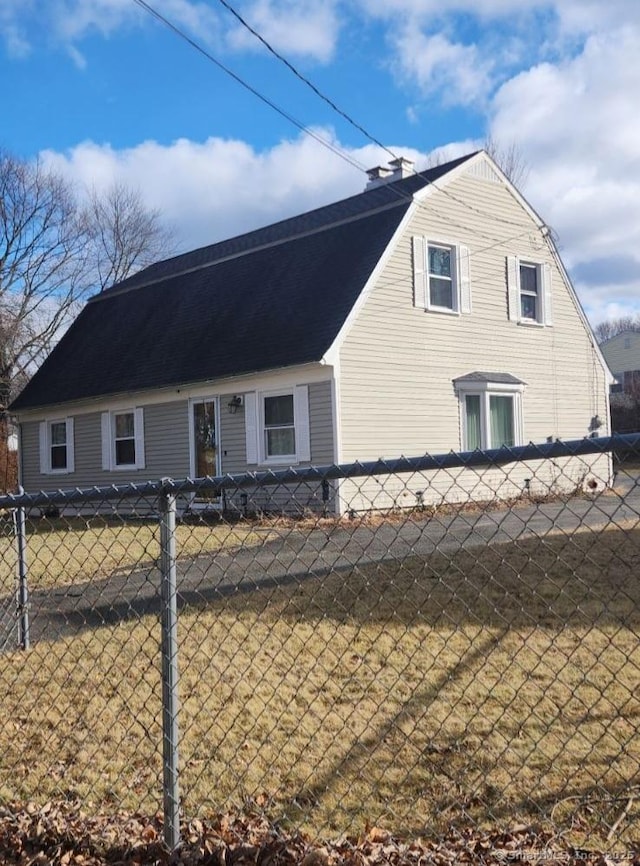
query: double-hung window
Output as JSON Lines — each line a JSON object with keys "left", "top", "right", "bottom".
{"left": 507, "top": 257, "right": 552, "bottom": 325}
{"left": 454, "top": 373, "right": 525, "bottom": 451}
{"left": 101, "top": 408, "right": 145, "bottom": 470}
{"left": 39, "top": 418, "right": 74, "bottom": 474}
{"left": 412, "top": 236, "right": 471, "bottom": 314}
{"left": 244, "top": 386, "right": 311, "bottom": 465}
{"left": 114, "top": 412, "right": 136, "bottom": 466}
{"left": 264, "top": 394, "right": 296, "bottom": 458}
{"left": 427, "top": 244, "right": 455, "bottom": 310}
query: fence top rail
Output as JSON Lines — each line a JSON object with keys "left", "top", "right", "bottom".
{"left": 2, "top": 433, "right": 637, "bottom": 510}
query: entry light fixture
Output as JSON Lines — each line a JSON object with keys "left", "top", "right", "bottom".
{"left": 227, "top": 395, "right": 243, "bottom": 414}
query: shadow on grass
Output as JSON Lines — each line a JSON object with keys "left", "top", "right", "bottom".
{"left": 3, "top": 523, "right": 640, "bottom": 845}
{"left": 22, "top": 525, "right": 640, "bottom": 643}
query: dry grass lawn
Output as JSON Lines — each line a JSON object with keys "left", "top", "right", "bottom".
{"left": 0, "top": 515, "right": 274, "bottom": 590}
{"left": 0, "top": 520, "right": 639, "bottom": 847}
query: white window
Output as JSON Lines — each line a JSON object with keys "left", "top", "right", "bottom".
{"left": 264, "top": 394, "right": 296, "bottom": 458}
{"left": 412, "top": 236, "right": 471, "bottom": 314}
{"left": 454, "top": 375, "right": 525, "bottom": 451}
{"left": 507, "top": 257, "right": 552, "bottom": 325}
{"left": 39, "top": 418, "right": 74, "bottom": 474}
{"left": 101, "top": 408, "right": 145, "bottom": 470}
{"left": 244, "top": 386, "right": 311, "bottom": 465}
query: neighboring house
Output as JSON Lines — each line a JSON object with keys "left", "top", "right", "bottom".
{"left": 600, "top": 330, "right": 640, "bottom": 394}
{"left": 10, "top": 151, "right": 612, "bottom": 514}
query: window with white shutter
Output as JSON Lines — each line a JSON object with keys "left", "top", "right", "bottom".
{"left": 412, "top": 237, "right": 471, "bottom": 314}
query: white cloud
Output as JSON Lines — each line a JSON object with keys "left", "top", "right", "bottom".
{"left": 40, "top": 132, "right": 426, "bottom": 252}
{"left": 489, "top": 24, "right": 640, "bottom": 325}
{"left": 392, "top": 28, "right": 494, "bottom": 106}
{"left": 226, "top": 0, "right": 339, "bottom": 63}
{"left": 0, "top": 0, "right": 33, "bottom": 56}
{"left": 48, "top": 0, "right": 221, "bottom": 45}
{"left": 1, "top": 0, "right": 335, "bottom": 64}
{"left": 356, "top": 0, "right": 640, "bottom": 28}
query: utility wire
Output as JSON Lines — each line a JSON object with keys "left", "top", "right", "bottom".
{"left": 214, "top": 0, "right": 398, "bottom": 163}
{"left": 213, "top": 0, "right": 534, "bottom": 232}
{"left": 132, "top": 0, "right": 541, "bottom": 246}
{"left": 131, "top": 0, "right": 367, "bottom": 174}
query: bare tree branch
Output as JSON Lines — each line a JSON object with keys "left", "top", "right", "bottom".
{"left": 82, "top": 182, "right": 176, "bottom": 290}
{"left": 0, "top": 149, "right": 176, "bottom": 409}
{"left": 594, "top": 315, "right": 640, "bottom": 344}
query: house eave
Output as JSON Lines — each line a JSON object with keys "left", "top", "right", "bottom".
{"left": 12, "top": 361, "right": 334, "bottom": 421}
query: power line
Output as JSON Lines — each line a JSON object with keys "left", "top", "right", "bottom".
{"left": 214, "top": 0, "right": 398, "bottom": 163}
{"left": 131, "top": 0, "right": 367, "bottom": 174}
{"left": 131, "top": 0, "right": 541, "bottom": 247}
{"left": 212, "top": 0, "right": 534, "bottom": 233}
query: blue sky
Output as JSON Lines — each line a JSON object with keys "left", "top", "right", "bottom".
{"left": 2, "top": 0, "right": 640, "bottom": 326}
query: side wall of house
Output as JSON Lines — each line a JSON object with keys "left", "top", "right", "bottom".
{"left": 336, "top": 161, "right": 611, "bottom": 510}
{"left": 600, "top": 331, "right": 640, "bottom": 377}
{"left": 18, "top": 375, "right": 335, "bottom": 514}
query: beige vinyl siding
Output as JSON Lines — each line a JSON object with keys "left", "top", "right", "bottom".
{"left": 338, "top": 454, "right": 612, "bottom": 514}
{"left": 600, "top": 331, "right": 640, "bottom": 376}
{"left": 339, "top": 170, "right": 608, "bottom": 457}
{"left": 20, "top": 401, "right": 190, "bottom": 494}
{"left": 337, "top": 166, "right": 611, "bottom": 508}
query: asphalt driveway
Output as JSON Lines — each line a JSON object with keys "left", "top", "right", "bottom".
{"left": 2, "top": 467, "right": 639, "bottom": 650}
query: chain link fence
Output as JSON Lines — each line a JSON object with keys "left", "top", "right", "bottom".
{"left": 0, "top": 435, "right": 639, "bottom": 857}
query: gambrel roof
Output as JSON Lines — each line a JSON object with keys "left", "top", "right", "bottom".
{"left": 11, "top": 152, "right": 476, "bottom": 411}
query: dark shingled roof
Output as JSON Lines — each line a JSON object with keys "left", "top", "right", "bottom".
{"left": 11, "top": 152, "right": 476, "bottom": 411}
{"left": 453, "top": 372, "right": 526, "bottom": 385}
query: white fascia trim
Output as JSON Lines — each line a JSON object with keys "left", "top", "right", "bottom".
{"left": 321, "top": 202, "right": 418, "bottom": 367}
{"left": 328, "top": 357, "right": 342, "bottom": 465}
{"left": 14, "top": 363, "right": 333, "bottom": 421}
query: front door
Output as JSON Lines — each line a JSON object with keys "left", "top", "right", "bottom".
{"left": 191, "top": 399, "right": 221, "bottom": 503}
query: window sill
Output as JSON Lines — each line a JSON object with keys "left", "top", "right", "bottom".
{"left": 259, "top": 456, "right": 300, "bottom": 467}
{"left": 424, "top": 306, "right": 460, "bottom": 316}
{"left": 517, "top": 319, "right": 545, "bottom": 328}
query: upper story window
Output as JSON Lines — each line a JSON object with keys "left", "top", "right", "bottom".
{"left": 427, "top": 245, "right": 455, "bottom": 310}
{"left": 101, "top": 408, "right": 145, "bottom": 470}
{"left": 507, "top": 257, "right": 552, "bottom": 326}
{"left": 244, "top": 386, "right": 311, "bottom": 465}
{"left": 413, "top": 236, "right": 471, "bottom": 315}
{"left": 519, "top": 263, "right": 539, "bottom": 321}
{"left": 454, "top": 372, "right": 525, "bottom": 451}
{"left": 39, "top": 418, "right": 74, "bottom": 474}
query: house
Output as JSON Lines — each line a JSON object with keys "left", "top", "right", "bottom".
{"left": 600, "top": 330, "right": 640, "bottom": 394}
{"left": 10, "top": 151, "right": 613, "bottom": 514}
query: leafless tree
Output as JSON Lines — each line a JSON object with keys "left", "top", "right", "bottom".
{"left": 425, "top": 137, "right": 530, "bottom": 188}
{"left": 0, "top": 150, "right": 175, "bottom": 413}
{"left": 482, "top": 136, "right": 530, "bottom": 188}
{"left": 0, "top": 149, "right": 91, "bottom": 411}
{"left": 83, "top": 182, "right": 175, "bottom": 291}
{"left": 593, "top": 315, "right": 640, "bottom": 344}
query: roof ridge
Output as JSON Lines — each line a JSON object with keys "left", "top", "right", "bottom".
{"left": 92, "top": 152, "right": 476, "bottom": 303}
{"left": 90, "top": 196, "right": 411, "bottom": 302}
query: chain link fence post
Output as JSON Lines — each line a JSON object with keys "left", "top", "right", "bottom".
{"left": 13, "top": 488, "right": 29, "bottom": 651}
{"left": 159, "top": 482, "right": 180, "bottom": 853}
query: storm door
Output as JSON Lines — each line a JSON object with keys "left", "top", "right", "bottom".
{"left": 191, "top": 399, "right": 221, "bottom": 503}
